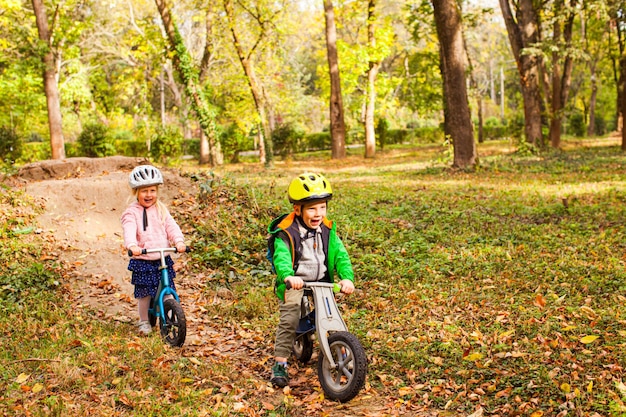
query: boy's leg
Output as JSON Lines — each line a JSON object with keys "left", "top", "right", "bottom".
{"left": 271, "top": 289, "right": 303, "bottom": 387}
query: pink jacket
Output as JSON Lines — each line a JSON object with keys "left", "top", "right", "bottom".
{"left": 121, "top": 202, "right": 185, "bottom": 261}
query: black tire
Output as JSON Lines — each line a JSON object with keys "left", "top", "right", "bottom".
{"left": 293, "top": 334, "right": 314, "bottom": 364}
{"left": 317, "top": 331, "right": 367, "bottom": 402}
{"left": 159, "top": 298, "right": 186, "bottom": 347}
{"left": 148, "top": 298, "right": 157, "bottom": 327}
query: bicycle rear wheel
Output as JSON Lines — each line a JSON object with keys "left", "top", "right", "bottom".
{"left": 160, "top": 298, "right": 186, "bottom": 347}
{"left": 293, "top": 333, "right": 314, "bottom": 364}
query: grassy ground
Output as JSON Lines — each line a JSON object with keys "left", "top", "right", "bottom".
{"left": 1, "top": 139, "right": 626, "bottom": 416}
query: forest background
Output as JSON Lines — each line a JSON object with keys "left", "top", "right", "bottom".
{"left": 1, "top": 0, "right": 625, "bottom": 168}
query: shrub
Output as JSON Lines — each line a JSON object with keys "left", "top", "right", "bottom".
{"left": 77, "top": 123, "right": 116, "bottom": 157}
{"left": 0, "top": 126, "right": 23, "bottom": 163}
{"left": 19, "top": 142, "right": 51, "bottom": 163}
{"left": 593, "top": 115, "right": 606, "bottom": 136}
{"left": 150, "top": 125, "right": 183, "bottom": 165}
{"left": 376, "top": 118, "right": 390, "bottom": 149}
{"left": 272, "top": 123, "right": 305, "bottom": 157}
{"left": 567, "top": 111, "right": 586, "bottom": 137}
{"left": 219, "top": 124, "right": 251, "bottom": 163}
{"left": 303, "top": 132, "right": 331, "bottom": 151}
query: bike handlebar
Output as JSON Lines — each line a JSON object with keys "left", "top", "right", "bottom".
{"left": 127, "top": 247, "right": 191, "bottom": 257}
{"left": 285, "top": 280, "right": 341, "bottom": 292}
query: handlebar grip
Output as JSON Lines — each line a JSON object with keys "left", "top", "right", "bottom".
{"left": 285, "top": 281, "right": 292, "bottom": 290}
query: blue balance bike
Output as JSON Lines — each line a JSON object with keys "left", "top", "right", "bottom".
{"left": 129, "top": 247, "right": 188, "bottom": 347}
{"left": 287, "top": 281, "right": 367, "bottom": 402}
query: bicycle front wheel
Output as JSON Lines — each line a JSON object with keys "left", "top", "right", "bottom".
{"left": 317, "top": 331, "right": 367, "bottom": 402}
{"left": 160, "top": 298, "right": 186, "bottom": 347}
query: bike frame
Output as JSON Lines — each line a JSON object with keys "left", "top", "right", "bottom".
{"left": 300, "top": 282, "right": 349, "bottom": 368}
{"left": 141, "top": 248, "right": 180, "bottom": 325}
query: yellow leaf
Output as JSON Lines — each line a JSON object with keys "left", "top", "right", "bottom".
{"left": 530, "top": 411, "right": 544, "bottom": 417}
{"left": 112, "top": 377, "right": 122, "bottom": 385}
{"left": 560, "top": 383, "right": 571, "bottom": 393}
{"left": 587, "top": 381, "right": 593, "bottom": 393}
{"left": 180, "top": 378, "right": 194, "bottom": 383}
{"left": 463, "top": 352, "right": 484, "bottom": 361}
{"left": 580, "top": 335, "right": 599, "bottom": 344}
{"left": 562, "top": 325, "right": 576, "bottom": 331}
{"left": 32, "top": 383, "right": 44, "bottom": 393}
{"left": 15, "top": 373, "right": 30, "bottom": 384}
{"left": 398, "top": 386, "right": 413, "bottom": 396}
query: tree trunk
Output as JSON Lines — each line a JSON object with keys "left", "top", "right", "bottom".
{"left": 587, "top": 65, "right": 597, "bottom": 137}
{"left": 499, "top": 0, "right": 543, "bottom": 147}
{"left": 32, "top": 0, "right": 65, "bottom": 160}
{"left": 548, "top": 0, "right": 577, "bottom": 149}
{"left": 223, "top": 0, "right": 273, "bottom": 167}
{"left": 364, "top": 0, "right": 380, "bottom": 159}
{"left": 622, "top": 56, "right": 626, "bottom": 151}
{"left": 154, "top": 0, "right": 221, "bottom": 166}
{"left": 432, "top": 0, "right": 476, "bottom": 169}
{"left": 323, "top": 0, "right": 347, "bottom": 159}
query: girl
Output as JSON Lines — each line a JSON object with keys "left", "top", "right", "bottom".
{"left": 121, "top": 165, "right": 186, "bottom": 335}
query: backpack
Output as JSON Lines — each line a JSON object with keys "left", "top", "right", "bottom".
{"left": 266, "top": 213, "right": 300, "bottom": 274}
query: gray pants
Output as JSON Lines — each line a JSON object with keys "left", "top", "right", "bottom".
{"left": 274, "top": 289, "right": 304, "bottom": 359}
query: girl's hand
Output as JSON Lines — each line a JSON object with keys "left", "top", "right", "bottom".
{"left": 176, "top": 242, "right": 187, "bottom": 253}
{"left": 129, "top": 245, "right": 143, "bottom": 256}
{"left": 338, "top": 279, "right": 355, "bottom": 294}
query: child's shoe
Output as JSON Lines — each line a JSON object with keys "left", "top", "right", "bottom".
{"left": 137, "top": 320, "right": 151, "bottom": 335}
{"left": 270, "top": 362, "right": 289, "bottom": 387}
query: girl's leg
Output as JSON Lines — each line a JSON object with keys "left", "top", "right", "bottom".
{"left": 137, "top": 296, "right": 151, "bottom": 321}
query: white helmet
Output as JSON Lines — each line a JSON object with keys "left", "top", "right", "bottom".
{"left": 129, "top": 165, "right": 163, "bottom": 189}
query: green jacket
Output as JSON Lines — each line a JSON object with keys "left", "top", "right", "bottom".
{"left": 268, "top": 212, "right": 354, "bottom": 301}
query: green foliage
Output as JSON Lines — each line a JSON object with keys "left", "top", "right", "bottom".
{"left": 0, "top": 126, "right": 23, "bottom": 164}
{"left": 376, "top": 118, "right": 390, "bottom": 149}
{"left": 18, "top": 142, "right": 51, "bottom": 164}
{"left": 114, "top": 139, "right": 149, "bottom": 157}
{"left": 77, "top": 123, "right": 116, "bottom": 157}
{"left": 219, "top": 124, "right": 252, "bottom": 163}
{"left": 303, "top": 132, "right": 331, "bottom": 151}
{"left": 567, "top": 111, "right": 586, "bottom": 137}
{"left": 150, "top": 126, "right": 183, "bottom": 165}
{"left": 271, "top": 123, "right": 305, "bottom": 158}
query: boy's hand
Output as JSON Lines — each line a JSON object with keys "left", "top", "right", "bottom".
{"left": 176, "top": 242, "right": 187, "bottom": 253}
{"left": 338, "top": 279, "right": 355, "bottom": 294}
{"left": 285, "top": 276, "right": 304, "bottom": 290}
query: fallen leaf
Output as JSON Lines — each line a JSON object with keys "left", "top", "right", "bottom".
{"left": 533, "top": 294, "right": 546, "bottom": 309}
{"left": 463, "top": 352, "right": 484, "bottom": 361}
{"left": 32, "top": 383, "right": 44, "bottom": 393}
{"left": 580, "top": 335, "right": 599, "bottom": 344}
{"left": 15, "top": 373, "right": 30, "bottom": 384}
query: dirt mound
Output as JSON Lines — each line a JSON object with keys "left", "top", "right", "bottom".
{"left": 19, "top": 157, "right": 197, "bottom": 324}
{"left": 17, "top": 156, "right": 150, "bottom": 181}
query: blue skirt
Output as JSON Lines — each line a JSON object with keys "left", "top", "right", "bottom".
{"left": 128, "top": 256, "right": 176, "bottom": 299}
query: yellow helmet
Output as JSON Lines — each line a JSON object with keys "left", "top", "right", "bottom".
{"left": 288, "top": 172, "right": 333, "bottom": 204}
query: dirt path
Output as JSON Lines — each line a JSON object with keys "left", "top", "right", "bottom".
{"left": 20, "top": 157, "right": 197, "bottom": 324}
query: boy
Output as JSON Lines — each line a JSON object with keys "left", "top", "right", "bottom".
{"left": 268, "top": 172, "right": 355, "bottom": 387}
